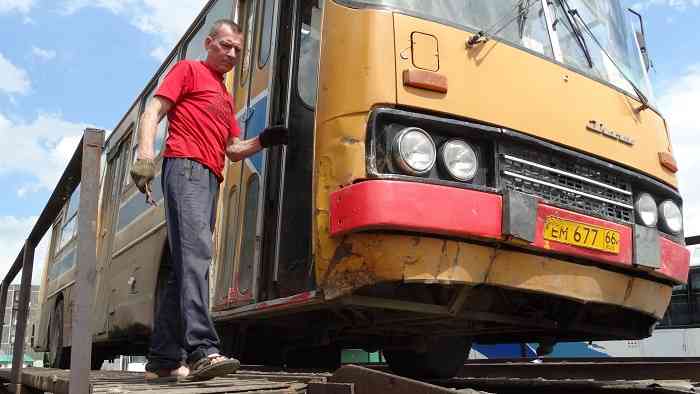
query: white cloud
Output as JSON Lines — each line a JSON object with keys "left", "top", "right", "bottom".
{"left": 632, "top": 0, "right": 700, "bottom": 11}
{"left": 0, "top": 0, "right": 35, "bottom": 14}
{"left": 61, "top": 0, "right": 207, "bottom": 59}
{"left": 0, "top": 112, "right": 92, "bottom": 194}
{"left": 0, "top": 215, "right": 49, "bottom": 285}
{"left": 658, "top": 64, "right": 700, "bottom": 237}
{"left": 149, "top": 46, "right": 169, "bottom": 62}
{"left": 0, "top": 52, "right": 31, "bottom": 95}
{"left": 31, "top": 47, "right": 56, "bottom": 61}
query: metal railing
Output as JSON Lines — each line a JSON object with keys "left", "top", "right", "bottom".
{"left": 0, "top": 128, "right": 104, "bottom": 394}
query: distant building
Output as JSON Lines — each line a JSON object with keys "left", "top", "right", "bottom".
{"left": 1, "top": 284, "right": 40, "bottom": 357}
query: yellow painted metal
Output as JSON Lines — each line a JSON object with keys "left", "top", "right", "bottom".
{"left": 410, "top": 32, "right": 439, "bottom": 71}
{"left": 315, "top": 2, "right": 397, "bottom": 126}
{"left": 393, "top": 13, "right": 677, "bottom": 187}
{"left": 311, "top": 1, "right": 675, "bottom": 320}
{"left": 318, "top": 232, "right": 670, "bottom": 319}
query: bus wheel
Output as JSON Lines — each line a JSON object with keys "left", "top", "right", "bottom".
{"left": 48, "top": 299, "right": 70, "bottom": 369}
{"left": 384, "top": 336, "right": 471, "bottom": 379}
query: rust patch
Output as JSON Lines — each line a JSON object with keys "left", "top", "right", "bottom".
{"left": 323, "top": 265, "right": 377, "bottom": 300}
{"left": 321, "top": 241, "right": 358, "bottom": 286}
{"left": 623, "top": 279, "right": 634, "bottom": 302}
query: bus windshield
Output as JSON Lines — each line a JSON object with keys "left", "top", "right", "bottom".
{"left": 347, "top": 0, "right": 653, "bottom": 103}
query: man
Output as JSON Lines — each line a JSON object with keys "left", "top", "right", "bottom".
{"left": 130, "top": 19, "right": 288, "bottom": 382}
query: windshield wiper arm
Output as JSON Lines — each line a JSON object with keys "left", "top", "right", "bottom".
{"left": 566, "top": 5, "right": 650, "bottom": 111}
{"left": 518, "top": 0, "right": 532, "bottom": 39}
{"left": 556, "top": 0, "right": 593, "bottom": 68}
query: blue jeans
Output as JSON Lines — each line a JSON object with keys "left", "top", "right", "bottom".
{"left": 146, "top": 158, "right": 221, "bottom": 371}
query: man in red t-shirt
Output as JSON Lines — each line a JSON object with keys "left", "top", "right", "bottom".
{"left": 130, "top": 19, "right": 287, "bottom": 382}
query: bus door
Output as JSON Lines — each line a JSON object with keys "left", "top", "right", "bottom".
{"left": 268, "top": 0, "right": 322, "bottom": 298}
{"left": 216, "top": 0, "right": 273, "bottom": 307}
{"left": 92, "top": 131, "right": 132, "bottom": 337}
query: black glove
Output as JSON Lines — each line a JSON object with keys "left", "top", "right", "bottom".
{"left": 259, "top": 125, "right": 289, "bottom": 148}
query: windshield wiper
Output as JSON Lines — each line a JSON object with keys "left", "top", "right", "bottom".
{"left": 565, "top": 4, "right": 651, "bottom": 111}
{"left": 518, "top": 0, "right": 532, "bottom": 39}
{"left": 556, "top": 0, "right": 593, "bottom": 68}
{"left": 468, "top": 0, "right": 541, "bottom": 47}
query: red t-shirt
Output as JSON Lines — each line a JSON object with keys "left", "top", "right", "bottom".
{"left": 156, "top": 60, "right": 241, "bottom": 180}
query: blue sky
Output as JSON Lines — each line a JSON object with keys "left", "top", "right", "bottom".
{"left": 0, "top": 0, "right": 699, "bottom": 284}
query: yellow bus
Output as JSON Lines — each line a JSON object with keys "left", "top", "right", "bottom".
{"left": 35, "top": 0, "right": 690, "bottom": 378}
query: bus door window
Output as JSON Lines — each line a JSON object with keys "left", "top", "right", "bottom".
{"left": 298, "top": 1, "right": 322, "bottom": 107}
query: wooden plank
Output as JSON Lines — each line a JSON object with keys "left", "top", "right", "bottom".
{"left": 70, "top": 128, "right": 105, "bottom": 394}
{"left": 1, "top": 368, "right": 321, "bottom": 394}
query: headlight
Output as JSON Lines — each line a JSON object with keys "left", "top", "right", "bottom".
{"left": 392, "top": 127, "right": 436, "bottom": 175}
{"left": 440, "top": 139, "right": 478, "bottom": 181}
{"left": 659, "top": 200, "right": 683, "bottom": 234}
{"left": 635, "top": 193, "right": 658, "bottom": 227}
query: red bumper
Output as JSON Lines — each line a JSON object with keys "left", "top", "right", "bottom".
{"left": 329, "top": 180, "right": 689, "bottom": 284}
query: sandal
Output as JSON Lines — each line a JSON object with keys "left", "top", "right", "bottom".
{"left": 144, "top": 365, "right": 190, "bottom": 383}
{"left": 182, "top": 354, "right": 240, "bottom": 382}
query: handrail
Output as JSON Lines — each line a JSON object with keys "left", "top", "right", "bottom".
{"left": 0, "top": 128, "right": 104, "bottom": 394}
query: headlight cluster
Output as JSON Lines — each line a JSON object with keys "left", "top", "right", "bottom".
{"left": 392, "top": 127, "right": 478, "bottom": 182}
{"left": 634, "top": 192, "right": 683, "bottom": 235}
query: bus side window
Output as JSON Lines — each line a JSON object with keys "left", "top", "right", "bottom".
{"left": 113, "top": 132, "right": 137, "bottom": 194}
{"left": 137, "top": 57, "right": 178, "bottom": 163}
{"left": 297, "top": 1, "right": 322, "bottom": 108}
{"left": 184, "top": 0, "right": 235, "bottom": 61}
{"left": 58, "top": 185, "right": 80, "bottom": 252}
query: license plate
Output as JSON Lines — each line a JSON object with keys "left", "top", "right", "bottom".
{"left": 543, "top": 216, "right": 620, "bottom": 254}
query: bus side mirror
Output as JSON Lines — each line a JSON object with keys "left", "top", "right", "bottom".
{"left": 628, "top": 8, "right": 652, "bottom": 72}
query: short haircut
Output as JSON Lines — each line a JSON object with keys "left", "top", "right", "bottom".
{"left": 208, "top": 19, "right": 242, "bottom": 37}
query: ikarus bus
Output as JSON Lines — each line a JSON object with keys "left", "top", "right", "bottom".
{"left": 34, "top": 0, "right": 690, "bottom": 378}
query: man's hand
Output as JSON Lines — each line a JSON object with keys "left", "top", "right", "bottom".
{"left": 130, "top": 158, "right": 155, "bottom": 193}
{"left": 259, "top": 125, "right": 289, "bottom": 148}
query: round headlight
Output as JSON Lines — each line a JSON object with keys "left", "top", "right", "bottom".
{"left": 440, "top": 139, "right": 478, "bottom": 181}
{"left": 635, "top": 193, "right": 658, "bottom": 227}
{"left": 392, "top": 127, "right": 436, "bottom": 175}
{"left": 659, "top": 200, "right": 683, "bottom": 234}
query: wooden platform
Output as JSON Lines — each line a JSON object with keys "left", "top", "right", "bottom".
{"left": 0, "top": 368, "right": 332, "bottom": 394}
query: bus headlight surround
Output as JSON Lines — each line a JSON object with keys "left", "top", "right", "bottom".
{"left": 635, "top": 193, "right": 658, "bottom": 227}
{"left": 440, "top": 139, "right": 478, "bottom": 181}
{"left": 659, "top": 200, "right": 683, "bottom": 234}
{"left": 392, "top": 127, "right": 436, "bottom": 176}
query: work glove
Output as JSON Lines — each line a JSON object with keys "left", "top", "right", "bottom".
{"left": 130, "top": 158, "right": 157, "bottom": 206}
{"left": 259, "top": 125, "right": 289, "bottom": 148}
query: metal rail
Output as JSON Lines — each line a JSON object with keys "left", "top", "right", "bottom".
{"left": 0, "top": 128, "right": 104, "bottom": 394}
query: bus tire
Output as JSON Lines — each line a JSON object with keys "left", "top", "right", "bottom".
{"left": 48, "top": 299, "right": 70, "bottom": 369}
{"left": 384, "top": 336, "right": 471, "bottom": 379}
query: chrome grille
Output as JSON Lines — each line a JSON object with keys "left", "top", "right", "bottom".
{"left": 499, "top": 145, "right": 634, "bottom": 223}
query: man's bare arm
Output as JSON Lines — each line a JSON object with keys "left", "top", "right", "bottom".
{"left": 137, "top": 96, "right": 173, "bottom": 160}
{"left": 226, "top": 136, "right": 262, "bottom": 162}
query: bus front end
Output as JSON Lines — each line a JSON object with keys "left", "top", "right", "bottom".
{"left": 313, "top": 0, "right": 690, "bottom": 377}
